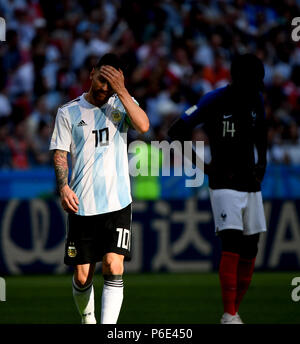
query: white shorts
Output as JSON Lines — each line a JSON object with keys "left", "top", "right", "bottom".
{"left": 209, "top": 188, "right": 267, "bottom": 236}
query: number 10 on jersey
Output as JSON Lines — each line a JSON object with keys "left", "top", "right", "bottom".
{"left": 222, "top": 121, "right": 235, "bottom": 137}
{"left": 92, "top": 128, "right": 109, "bottom": 147}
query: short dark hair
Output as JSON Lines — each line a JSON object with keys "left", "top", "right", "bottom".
{"left": 230, "top": 53, "right": 265, "bottom": 89}
{"left": 94, "top": 53, "right": 124, "bottom": 71}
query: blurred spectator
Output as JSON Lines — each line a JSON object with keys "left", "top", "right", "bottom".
{"left": 168, "top": 46, "right": 193, "bottom": 81}
{"left": 68, "top": 67, "right": 90, "bottom": 100}
{"left": 202, "top": 51, "right": 230, "bottom": 88}
{"left": 10, "top": 92, "right": 32, "bottom": 123}
{"left": 1, "top": 29, "right": 22, "bottom": 75}
{"left": 0, "top": 86, "right": 12, "bottom": 118}
{"left": 6, "top": 119, "right": 32, "bottom": 169}
{"left": 27, "top": 95, "right": 52, "bottom": 136}
{"left": 270, "top": 121, "right": 300, "bottom": 165}
{"left": 9, "top": 7, "right": 36, "bottom": 50}
{"left": 189, "top": 64, "right": 213, "bottom": 96}
{"left": 8, "top": 56, "right": 34, "bottom": 97}
{"left": 31, "top": 120, "right": 52, "bottom": 166}
{"left": 0, "top": 117, "right": 12, "bottom": 169}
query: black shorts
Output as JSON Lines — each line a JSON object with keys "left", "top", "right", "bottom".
{"left": 64, "top": 203, "right": 132, "bottom": 266}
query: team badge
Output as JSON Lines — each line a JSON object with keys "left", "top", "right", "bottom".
{"left": 67, "top": 243, "right": 77, "bottom": 258}
{"left": 112, "top": 110, "right": 122, "bottom": 123}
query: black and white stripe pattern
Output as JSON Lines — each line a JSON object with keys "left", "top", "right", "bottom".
{"left": 104, "top": 275, "right": 123, "bottom": 288}
{"left": 104, "top": 280, "right": 124, "bottom": 288}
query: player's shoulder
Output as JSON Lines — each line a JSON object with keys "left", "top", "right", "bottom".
{"left": 110, "top": 94, "right": 138, "bottom": 106}
{"left": 107, "top": 94, "right": 122, "bottom": 110}
{"left": 58, "top": 97, "right": 81, "bottom": 112}
{"left": 56, "top": 97, "right": 81, "bottom": 121}
{"left": 197, "top": 86, "right": 229, "bottom": 109}
{"left": 202, "top": 86, "right": 228, "bottom": 102}
{"left": 182, "top": 86, "right": 229, "bottom": 120}
{"left": 109, "top": 94, "right": 138, "bottom": 112}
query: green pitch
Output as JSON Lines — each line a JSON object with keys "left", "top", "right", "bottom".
{"left": 0, "top": 272, "right": 299, "bottom": 324}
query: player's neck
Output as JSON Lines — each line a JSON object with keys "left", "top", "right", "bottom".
{"left": 230, "top": 84, "right": 259, "bottom": 103}
{"left": 85, "top": 91, "right": 107, "bottom": 108}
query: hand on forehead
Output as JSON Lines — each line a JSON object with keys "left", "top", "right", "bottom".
{"left": 100, "top": 65, "right": 122, "bottom": 74}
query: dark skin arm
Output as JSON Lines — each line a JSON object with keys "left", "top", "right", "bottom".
{"left": 253, "top": 120, "right": 268, "bottom": 183}
{"left": 168, "top": 118, "right": 211, "bottom": 175}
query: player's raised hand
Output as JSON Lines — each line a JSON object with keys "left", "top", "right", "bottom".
{"left": 99, "top": 65, "right": 126, "bottom": 95}
{"left": 60, "top": 185, "right": 79, "bottom": 213}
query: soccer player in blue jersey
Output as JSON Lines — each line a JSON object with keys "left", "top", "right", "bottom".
{"left": 50, "top": 53, "right": 149, "bottom": 324}
{"left": 168, "top": 54, "right": 267, "bottom": 324}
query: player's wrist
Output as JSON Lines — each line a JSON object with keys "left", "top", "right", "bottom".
{"left": 116, "top": 87, "right": 130, "bottom": 99}
{"left": 59, "top": 184, "right": 70, "bottom": 195}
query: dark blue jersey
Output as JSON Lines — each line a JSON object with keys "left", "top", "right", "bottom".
{"left": 172, "top": 85, "right": 267, "bottom": 192}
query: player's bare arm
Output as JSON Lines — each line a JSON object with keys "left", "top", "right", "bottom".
{"left": 100, "top": 65, "right": 149, "bottom": 134}
{"left": 53, "top": 149, "right": 79, "bottom": 213}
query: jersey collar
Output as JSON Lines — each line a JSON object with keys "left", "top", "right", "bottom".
{"left": 80, "top": 92, "right": 111, "bottom": 110}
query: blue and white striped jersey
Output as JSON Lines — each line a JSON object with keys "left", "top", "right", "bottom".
{"left": 50, "top": 93, "right": 133, "bottom": 216}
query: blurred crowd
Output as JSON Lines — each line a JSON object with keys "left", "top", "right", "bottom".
{"left": 0, "top": 0, "right": 300, "bottom": 169}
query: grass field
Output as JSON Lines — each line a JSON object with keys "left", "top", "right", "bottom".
{"left": 0, "top": 272, "right": 299, "bottom": 324}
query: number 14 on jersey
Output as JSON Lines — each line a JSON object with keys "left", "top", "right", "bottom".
{"left": 223, "top": 121, "right": 235, "bottom": 137}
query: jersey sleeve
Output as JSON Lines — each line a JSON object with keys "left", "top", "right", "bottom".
{"left": 49, "top": 108, "right": 72, "bottom": 152}
{"left": 181, "top": 90, "right": 217, "bottom": 129}
{"left": 168, "top": 90, "right": 218, "bottom": 140}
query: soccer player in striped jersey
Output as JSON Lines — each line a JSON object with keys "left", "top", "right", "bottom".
{"left": 168, "top": 54, "right": 267, "bottom": 324}
{"left": 50, "top": 53, "right": 149, "bottom": 324}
